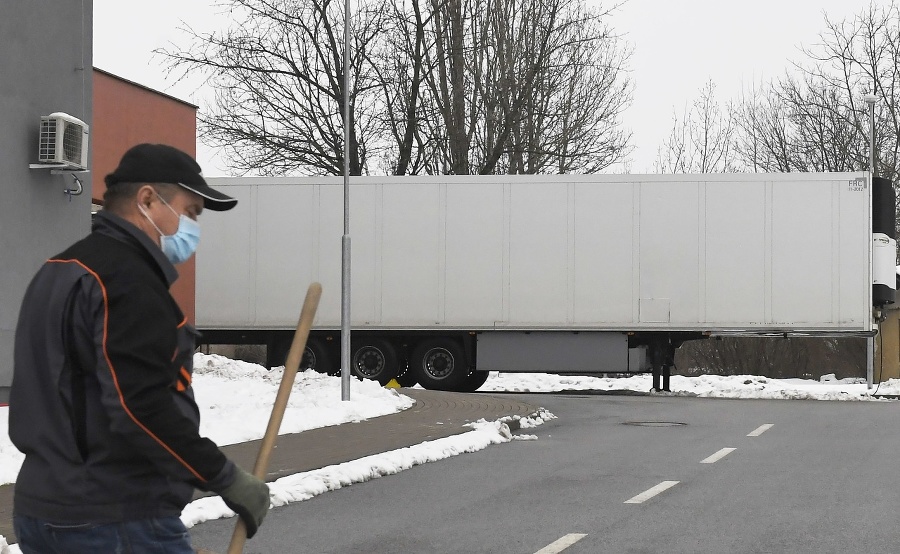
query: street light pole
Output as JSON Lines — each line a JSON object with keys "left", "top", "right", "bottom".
{"left": 863, "top": 92, "right": 878, "bottom": 390}
{"left": 340, "top": 0, "right": 352, "bottom": 401}
{"left": 864, "top": 93, "right": 877, "bottom": 176}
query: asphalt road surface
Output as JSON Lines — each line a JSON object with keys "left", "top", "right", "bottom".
{"left": 191, "top": 393, "right": 900, "bottom": 553}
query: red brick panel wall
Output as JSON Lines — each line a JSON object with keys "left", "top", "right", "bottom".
{"left": 92, "top": 69, "right": 199, "bottom": 324}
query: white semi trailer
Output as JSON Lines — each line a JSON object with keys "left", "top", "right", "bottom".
{"left": 195, "top": 172, "right": 894, "bottom": 392}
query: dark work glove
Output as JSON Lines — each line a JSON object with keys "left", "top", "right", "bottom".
{"left": 220, "top": 467, "right": 270, "bottom": 539}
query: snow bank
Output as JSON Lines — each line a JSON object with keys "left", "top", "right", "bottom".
{"left": 192, "top": 353, "right": 414, "bottom": 445}
{"left": 180, "top": 416, "right": 552, "bottom": 528}
{"left": 479, "top": 371, "right": 900, "bottom": 401}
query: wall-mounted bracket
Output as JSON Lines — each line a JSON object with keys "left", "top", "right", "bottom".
{"left": 30, "top": 163, "right": 72, "bottom": 170}
{"left": 29, "top": 166, "right": 91, "bottom": 200}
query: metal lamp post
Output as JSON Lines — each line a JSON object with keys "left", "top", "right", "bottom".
{"left": 863, "top": 92, "right": 878, "bottom": 390}
{"left": 341, "top": 0, "right": 352, "bottom": 401}
{"left": 864, "top": 93, "right": 877, "bottom": 176}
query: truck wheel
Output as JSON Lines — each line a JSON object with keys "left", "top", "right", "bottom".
{"left": 301, "top": 337, "right": 334, "bottom": 375}
{"left": 410, "top": 339, "right": 468, "bottom": 391}
{"left": 351, "top": 338, "right": 399, "bottom": 385}
{"left": 455, "top": 370, "right": 489, "bottom": 392}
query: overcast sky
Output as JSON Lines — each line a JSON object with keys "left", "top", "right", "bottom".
{"left": 93, "top": 0, "right": 876, "bottom": 176}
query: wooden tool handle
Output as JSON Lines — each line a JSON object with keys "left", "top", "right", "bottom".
{"left": 227, "top": 282, "right": 322, "bottom": 554}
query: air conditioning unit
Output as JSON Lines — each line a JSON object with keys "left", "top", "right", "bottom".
{"left": 38, "top": 112, "right": 89, "bottom": 170}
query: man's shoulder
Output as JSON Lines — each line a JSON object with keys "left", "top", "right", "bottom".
{"left": 53, "top": 233, "right": 160, "bottom": 286}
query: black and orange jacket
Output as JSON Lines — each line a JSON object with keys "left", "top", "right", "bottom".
{"left": 10, "top": 210, "right": 236, "bottom": 523}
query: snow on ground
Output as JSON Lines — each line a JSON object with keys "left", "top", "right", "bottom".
{"left": 191, "top": 353, "right": 415, "bottom": 446}
{"left": 479, "top": 371, "right": 900, "bottom": 401}
{"left": 0, "top": 354, "right": 896, "bottom": 550}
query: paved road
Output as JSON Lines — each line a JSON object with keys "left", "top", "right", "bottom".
{"left": 191, "top": 393, "right": 900, "bottom": 553}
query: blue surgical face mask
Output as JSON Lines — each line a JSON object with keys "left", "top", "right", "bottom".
{"left": 138, "top": 194, "right": 201, "bottom": 265}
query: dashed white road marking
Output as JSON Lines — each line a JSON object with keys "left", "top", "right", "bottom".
{"left": 700, "top": 447, "right": 736, "bottom": 464}
{"left": 624, "top": 480, "right": 680, "bottom": 504}
{"left": 534, "top": 533, "right": 588, "bottom": 554}
{"left": 747, "top": 424, "right": 774, "bottom": 437}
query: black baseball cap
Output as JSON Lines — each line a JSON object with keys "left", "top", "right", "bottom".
{"left": 104, "top": 143, "right": 237, "bottom": 211}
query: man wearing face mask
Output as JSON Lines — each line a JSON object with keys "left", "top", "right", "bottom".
{"left": 9, "top": 144, "right": 269, "bottom": 553}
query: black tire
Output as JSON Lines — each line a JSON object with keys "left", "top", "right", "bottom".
{"left": 351, "top": 338, "right": 399, "bottom": 385}
{"left": 455, "top": 370, "right": 489, "bottom": 392}
{"left": 409, "top": 338, "right": 468, "bottom": 391}
{"left": 301, "top": 337, "right": 334, "bottom": 375}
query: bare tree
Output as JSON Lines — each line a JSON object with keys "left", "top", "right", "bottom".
{"left": 732, "top": 81, "right": 794, "bottom": 172}
{"left": 654, "top": 80, "right": 736, "bottom": 173}
{"left": 367, "top": 0, "right": 434, "bottom": 175}
{"left": 493, "top": 0, "right": 632, "bottom": 174}
{"left": 162, "top": 0, "right": 630, "bottom": 176}
{"left": 418, "top": 0, "right": 632, "bottom": 175}
{"left": 160, "top": 0, "right": 389, "bottom": 176}
{"left": 733, "top": 75, "right": 868, "bottom": 174}
{"left": 732, "top": 1, "right": 900, "bottom": 182}
{"left": 804, "top": 0, "right": 900, "bottom": 181}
